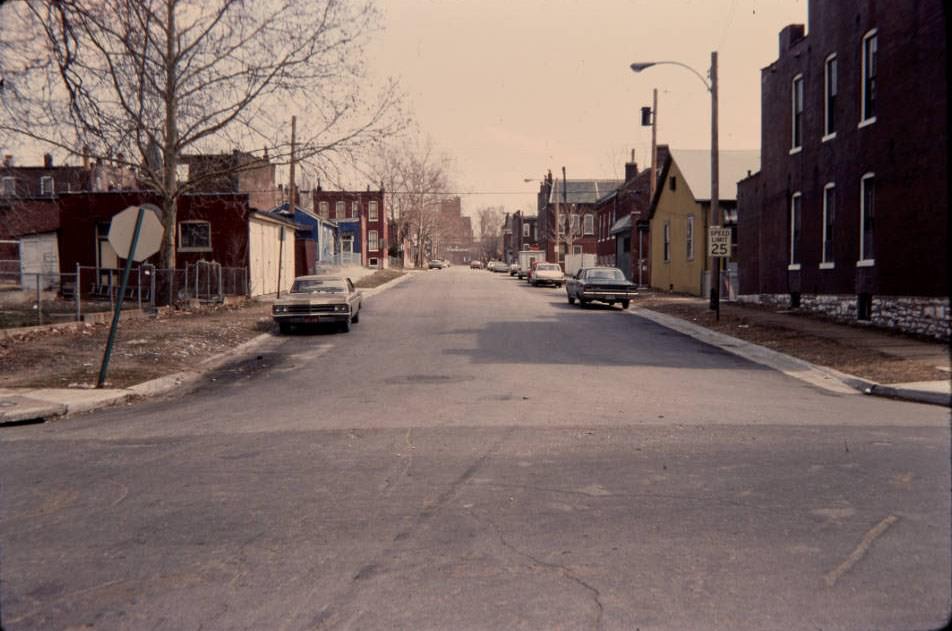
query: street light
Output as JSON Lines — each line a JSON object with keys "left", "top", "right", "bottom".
{"left": 630, "top": 52, "right": 722, "bottom": 319}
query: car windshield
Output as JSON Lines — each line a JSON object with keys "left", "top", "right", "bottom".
{"left": 586, "top": 269, "right": 624, "bottom": 280}
{"left": 291, "top": 278, "right": 346, "bottom": 293}
{"left": 538, "top": 264, "right": 560, "bottom": 271}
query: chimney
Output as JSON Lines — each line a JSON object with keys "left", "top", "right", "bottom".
{"left": 625, "top": 149, "right": 638, "bottom": 181}
{"left": 2, "top": 154, "right": 12, "bottom": 168}
{"left": 779, "top": 24, "right": 805, "bottom": 54}
{"left": 43, "top": 153, "right": 53, "bottom": 168}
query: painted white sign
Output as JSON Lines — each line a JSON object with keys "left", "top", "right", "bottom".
{"left": 108, "top": 205, "right": 164, "bottom": 262}
{"left": 708, "top": 226, "right": 732, "bottom": 258}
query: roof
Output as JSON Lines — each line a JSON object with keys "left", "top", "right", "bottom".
{"left": 268, "top": 203, "right": 339, "bottom": 228}
{"left": 609, "top": 213, "right": 632, "bottom": 235}
{"left": 667, "top": 149, "right": 760, "bottom": 201}
{"left": 548, "top": 179, "right": 624, "bottom": 205}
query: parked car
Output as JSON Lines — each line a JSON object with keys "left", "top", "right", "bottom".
{"left": 272, "top": 275, "right": 362, "bottom": 333}
{"left": 509, "top": 263, "right": 519, "bottom": 276}
{"left": 492, "top": 261, "right": 510, "bottom": 273}
{"left": 531, "top": 262, "right": 564, "bottom": 287}
{"left": 428, "top": 259, "right": 446, "bottom": 269}
{"left": 470, "top": 260, "right": 483, "bottom": 270}
{"left": 565, "top": 267, "right": 638, "bottom": 309}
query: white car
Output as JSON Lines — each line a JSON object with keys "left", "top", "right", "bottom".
{"left": 530, "top": 263, "right": 564, "bottom": 288}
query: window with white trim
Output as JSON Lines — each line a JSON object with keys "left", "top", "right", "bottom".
{"left": 791, "top": 74, "right": 803, "bottom": 150}
{"left": 583, "top": 213, "right": 594, "bottom": 235}
{"left": 789, "top": 192, "right": 801, "bottom": 267}
{"left": 318, "top": 201, "right": 329, "bottom": 217}
{"left": 335, "top": 201, "right": 345, "bottom": 219}
{"left": 351, "top": 201, "right": 359, "bottom": 218}
{"left": 369, "top": 200, "right": 378, "bottom": 222}
{"left": 368, "top": 229, "right": 379, "bottom": 251}
{"left": 861, "top": 30, "right": 878, "bottom": 123}
{"left": 686, "top": 215, "right": 695, "bottom": 260}
{"left": 40, "top": 176, "right": 54, "bottom": 195}
{"left": 824, "top": 54, "right": 837, "bottom": 137}
{"left": 522, "top": 223, "right": 530, "bottom": 238}
{"left": 663, "top": 222, "right": 671, "bottom": 262}
{"left": 179, "top": 221, "right": 212, "bottom": 251}
{"left": 822, "top": 183, "right": 835, "bottom": 265}
{"left": 860, "top": 173, "right": 875, "bottom": 263}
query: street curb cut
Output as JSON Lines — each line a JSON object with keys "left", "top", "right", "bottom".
{"left": 630, "top": 307, "right": 875, "bottom": 396}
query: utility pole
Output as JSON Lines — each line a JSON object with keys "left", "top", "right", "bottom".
{"left": 710, "top": 51, "right": 721, "bottom": 320}
{"left": 288, "top": 115, "right": 297, "bottom": 209}
{"left": 650, "top": 88, "right": 658, "bottom": 197}
{"left": 553, "top": 171, "right": 560, "bottom": 265}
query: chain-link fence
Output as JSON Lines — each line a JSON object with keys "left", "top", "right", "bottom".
{"left": 0, "top": 262, "right": 248, "bottom": 330}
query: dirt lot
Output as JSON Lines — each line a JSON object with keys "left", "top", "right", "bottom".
{"left": 637, "top": 295, "right": 950, "bottom": 385}
{"left": 1, "top": 270, "right": 405, "bottom": 390}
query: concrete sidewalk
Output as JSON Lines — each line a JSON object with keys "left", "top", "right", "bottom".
{"left": 633, "top": 298, "right": 950, "bottom": 407}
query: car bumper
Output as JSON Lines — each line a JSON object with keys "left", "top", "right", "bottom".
{"left": 579, "top": 291, "right": 637, "bottom": 300}
{"left": 273, "top": 313, "right": 350, "bottom": 324}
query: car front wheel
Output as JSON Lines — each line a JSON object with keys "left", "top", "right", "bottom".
{"left": 278, "top": 321, "right": 291, "bottom": 334}
{"left": 620, "top": 300, "right": 630, "bottom": 309}
{"left": 568, "top": 294, "right": 575, "bottom": 304}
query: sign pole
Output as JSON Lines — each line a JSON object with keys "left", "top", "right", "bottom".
{"left": 97, "top": 207, "right": 145, "bottom": 388}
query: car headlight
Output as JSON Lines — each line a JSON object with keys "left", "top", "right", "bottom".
{"left": 334, "top": 304, "right": 348, "bottom": 313}
{"left": 273, "top": 305, "right": 287, "bottom": 313}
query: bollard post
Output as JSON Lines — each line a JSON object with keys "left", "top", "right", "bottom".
{"left": 36, "top": 273, "right": 41, "bottom": 325}
{"left": 75, "top": 263, "right": 81, "bottom": 321}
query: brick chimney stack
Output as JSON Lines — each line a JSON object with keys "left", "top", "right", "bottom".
{"left": 624, "top": 149, "right": 638, "bottom": 181}
{"left": 43, "top": 153, "right": 53, "bottom": 168}
{"left": 3, "top": 154, "right": 12, "bottom": 168}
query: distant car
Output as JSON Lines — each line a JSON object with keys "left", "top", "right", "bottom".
{"left": 272, "top": 275, "right": 362, "bottom": 333}
{"left": 565, "top": 267, "right": 638, "bottom": 309}
{"left": 492, "top": 261, "right": 510, "bottom": 273}
{"left": 470, "top": 260, "right": 483, "bottom": 270}
{"left": 428, "top": 259, "right": 445, "bottom": 269}
{"left": 531, "top": 262, "right": 564, "bottom": 287}
{"left": 509, "top": 263, "right": 519, "bottom": 276}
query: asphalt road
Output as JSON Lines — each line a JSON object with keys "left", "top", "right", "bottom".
{"left": 2, "top": 267, "right": 949, "bottom": 630}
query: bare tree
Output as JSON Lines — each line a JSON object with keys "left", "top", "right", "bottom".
{"left": 370, "top": 136, "right": 453, "bottom": 268}
{"left": 0, "top": 0, "right": 404, "bottom": 267}
{"left": 475, "top": 205, "right": 505, "bottom": 260}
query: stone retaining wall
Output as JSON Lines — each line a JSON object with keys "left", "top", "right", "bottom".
{"left": 737, "top": 294, "right": 951, "bottom": 341}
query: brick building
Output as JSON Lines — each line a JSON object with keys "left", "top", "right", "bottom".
{"left": 508, "top": 210, "right": 539, "bottom": 257}
{"left": 180, "top": 150, "right": 278, "bottom": 211}
{"left": 736, "top": 0, "right": 948, "bottom": 339}
{"left": 536, "top": 172, "right": 623, "bottom": 264}
{"left": 313, "top": 185, "right": 387, "bottom": 268}
{"left": 592, "top": 154, "right": 655, "bottom": 281}
{"left": 436, "top": 196, "right": 474, "bottom": 264}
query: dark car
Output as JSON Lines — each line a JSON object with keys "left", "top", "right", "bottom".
{"left": 565, "top": 267, "right": 638, "bottom": 309}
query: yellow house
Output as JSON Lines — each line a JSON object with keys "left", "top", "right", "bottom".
{"left": 648, "top": 149, "right": 759, "bottom": 296}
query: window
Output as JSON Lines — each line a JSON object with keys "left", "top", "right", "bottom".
{"left": 821, "top": 184, "right": 835, "bottom": 266}
{"left": 179, "top": 221, "right": 212, "bottom": 251}
{"left": 859, "top": 173, "right": 875, "bottom": 264}
{"left": 572, "top": 245, "right": 583, "bottom": 255}
{"left": 583, "top": 213, "right": 594, "bottom": 235}
{"left": 2, "top": 177, "right": 14, "bottom": 197}
{"left": 369, "top": 257, "right": 378, "bottom": 267}
{"left": 522, "top": 223, "right": 530, "bottom": 238}
{"left": 570, "top": 214, "right": 579, "bottom": 235}
{"left": 686, "top": 215, "right": 695, "bottom": 260}
{"left": 40, "top": 176, "right": 54, "bottom": 195}
{"left": 669, "top": 176, "right": 676, "bottom": 192}
{"left": 663, "top": 222, "right": 671, "bottom": 262}
{"left": 318, "top": 201, "right": 329, "bottom": 217}
{"left": 824, "top": 54, "right": 837, "bottom": 138}
{"left": 861, "top": 30, "right": 878, "bottom": 123}
{"left": 369, "top": 200, "right": 378, "bottom": 222}
{"left": 368, "top": 229, "right": 379, "bottom": 251}
{"left": 351, "top": 201, "right": 359, "bottom": 218}
{"left": 789, "top": 192, "right": 801, "bottom": 268}
{"left": 335, "top": 201, "right": 345, "bottom": 219}
{"left": 791, "top": 74, "right": 803, "bottom": 150}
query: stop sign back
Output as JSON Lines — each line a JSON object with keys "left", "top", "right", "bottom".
{"left": 108, "top": 204, "right": 164, "bottom": 262}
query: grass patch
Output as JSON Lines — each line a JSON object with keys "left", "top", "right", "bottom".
{"left": 354, "top": 269, "right": 404, "bottom": 289}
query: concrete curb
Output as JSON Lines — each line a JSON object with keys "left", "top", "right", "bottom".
{"left": 361, "top": 271, "right": 413, "bottom": 297}
{"left": 631, "top": 307, "right": 875, "bottom": 396}
{"left": 867, "top": 384, "right": 952, "bottom": 407}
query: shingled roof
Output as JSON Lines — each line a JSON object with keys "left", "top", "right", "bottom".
{"left": 548, "top": 178, "right": 624, "bottom": 205}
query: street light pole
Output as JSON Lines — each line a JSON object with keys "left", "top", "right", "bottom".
{"left": 630, "top": 53, "right": 721, "bottom": 319}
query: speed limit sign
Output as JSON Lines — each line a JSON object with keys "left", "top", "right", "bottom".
{"left": 708, "top": 227, "right": 732, "bottom": 257}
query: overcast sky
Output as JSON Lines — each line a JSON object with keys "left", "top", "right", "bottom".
{"left": 366, "top": 0, "right": 807, "bottom": 216}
